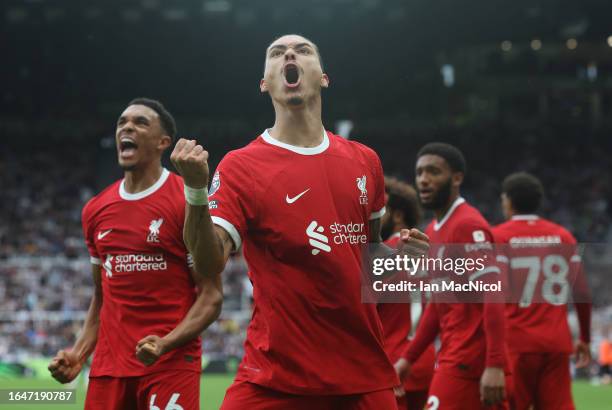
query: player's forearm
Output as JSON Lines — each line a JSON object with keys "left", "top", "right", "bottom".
{"left": 72, "top": 291, "right": 102, "bottom": 364}
{"left": 403, "top": 304, "right": 439, "bottom": 363}
{"left": 184, "top": 204, "right": 226, "bottom": 277}
{"left": 483, "top": 302, "right": 505, "bottom": 368}
{"left": 574, "top": 302, "right": 592, "bottom": 343}
{"left": 161, "top": 283, "right": 223, "bottom": 353}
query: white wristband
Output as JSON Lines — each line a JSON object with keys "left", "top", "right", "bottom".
{"left": 184, "top": 185, "right": 209, "bottom": 206}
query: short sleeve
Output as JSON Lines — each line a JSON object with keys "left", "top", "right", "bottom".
{"left": 454, "top": 219, "right": 500, "bottom": 283}
{"left": 208, "top": 151, "right": 256, "bottom": 251}
{"left": 453, "top": 219, "right": 494, "bottom": 245}
{"left": 368, "top": 149, "right": 386, "bottom": 220}
{"left": 81, "top": 201, "right": 100, "bottom": 265}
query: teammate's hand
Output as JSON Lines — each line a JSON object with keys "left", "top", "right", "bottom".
{"left": 170, "top": 138, "right": 210, "bottom": 189}
{"left": 574, "top": 341, "right": 591, "bottom": 368}
{"left": 48, "top": 350, "right": 82, "bottom": 384}
{"left": 480, "top": 367, "right": 505, "bottom": 406}
{"left": 136, "top": 335, "right": 168, "bottom": 366}
{"left": 393, "top": 358, "right": 412, "bottom": 382}
{"left": 399, "top": 228, "right": 430, "bottom": 258}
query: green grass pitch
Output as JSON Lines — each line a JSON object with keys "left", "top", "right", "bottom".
{"left": 1, "top": 375, "right": 611, "bottom": 409}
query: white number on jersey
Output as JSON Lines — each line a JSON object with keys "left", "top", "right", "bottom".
{"left": 149, "top": 393, "right": 183, "bottom": 410}
{"left": 427, "top": 395, "right": 440, "bottom": 410}
{"left": 510, "top": 255, "right": 569, "bottom": 307}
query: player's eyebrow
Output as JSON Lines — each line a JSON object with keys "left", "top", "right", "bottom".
{"left": 117, "top": 115, "right": 150, "bottom": 125}
{"left": 268, "top": 42, "right": 314, "bottom": 55}
{"left": 293, "top": 42, "right": 314, "bottom": 50}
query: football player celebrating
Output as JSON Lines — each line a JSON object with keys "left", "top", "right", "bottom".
{"left": 493, "top": 172, "right": 591, "bottom": 410}
{"left": 394, "top": 143, "right": 509, "bottom": 410}
{"left": 48, "top": 98, "right": 222, "bottom": 410}
{"left": 171, "top": 34, "right": 429, "bottom": 409}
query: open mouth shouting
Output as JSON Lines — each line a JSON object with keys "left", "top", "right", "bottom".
{"left": 283, "top": 63, "right": 301, "bottom": 89}
{"left": 119, "top": 136, "right": 138, "bottom": 160}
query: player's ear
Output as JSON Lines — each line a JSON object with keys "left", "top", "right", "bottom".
{"left": 260, "top": 78, "right": 268, "bottom": 93}
{"left": 158, "top": 135, "right": 172, "bottom": 151}
{"left": 321, "top": 73, "right": 329, "bottom": 88}
{"left": 452, "top": 172, "right": 464, "bottom": 187}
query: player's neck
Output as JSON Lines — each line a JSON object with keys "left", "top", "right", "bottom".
{"left": 123, "top": 163, "right": 164, "bottom": 194}
{"left": 435, "top": 193, "right": 461, "bottom": 221}
{"left": 269, "top": 99, "right": 324, "bottom": 147}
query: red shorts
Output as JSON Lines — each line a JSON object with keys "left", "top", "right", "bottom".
{"left": 426, "top": 371, "right": 511, "bottom": 410}
{"left": 396, "top": 389, "right": 429, "bottom": 410}
{"left": 509, "top": 351, "right": 574, "bottom": 410}
{"left": 220, "top": 381, "right": 398, "bottom": 410}
{"left": 84, "top": 370, "right": 200, "bottom": 410}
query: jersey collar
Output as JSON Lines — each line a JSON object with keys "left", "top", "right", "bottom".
{"left": 261, "top": 128, "right": 329, "bottom": 155}
{"left": 119, "top": 168, "right": 169, "bottom": 201}
{"left": 433, "top": 197, "right": 466, "bottom": 231}
{"left": 511, "top": 214, "right": 539, "bottom": 221}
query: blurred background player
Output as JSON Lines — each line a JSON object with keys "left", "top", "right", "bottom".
{"left": 599, "top": 325, "right": 612, "bottom": 385}
{"left": 47, "top": 98, "right": 223, "bottom": 410}
{"left": 378, "top": 176, "right": 435, "bottom": 410}
{"left": 171, "top": 34, "right": 429, "bottom": 409}
{"left": 492, "top": 172, "right": 591, "bottom": 410}
{"left": 394, "top": 142, "right": 509, "bottom": 410}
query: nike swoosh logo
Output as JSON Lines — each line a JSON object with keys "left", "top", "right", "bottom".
{"left": 286, "top": 189, "right": 310, "bottom": 204}
{"left": 97, "top": 229, "right": 112, "bottom": 240}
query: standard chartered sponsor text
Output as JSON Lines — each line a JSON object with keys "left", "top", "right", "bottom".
{"left": 329, "top": 222, "right": 367, "bottom": 245}
{"left": 113, "top": 253, "right": 168, "bottom": 272}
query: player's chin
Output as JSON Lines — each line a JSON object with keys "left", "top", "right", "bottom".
{"left": 118, "top": 159, "right": 138, "bottom": 171}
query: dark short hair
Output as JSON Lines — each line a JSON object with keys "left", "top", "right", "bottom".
{"left": 385, "top": 176, "right": 422, "bottom": 228}
{"left": 266, "top": 34, "right": 325, "bottom": 72}
{"left": 502, "top": 172, "right": 544, "bottom": 214}
{"left": 417, "top": 142, "right": 466, "bottom": 174}
{"left": 128, "top": 97, "right": 177, "bottom": 141}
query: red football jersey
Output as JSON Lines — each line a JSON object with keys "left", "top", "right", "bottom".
{"left": 208, "top": 129, "right": 397, "bottom": 395}
{"left": 82, "top": 169, "right": 201, "bottom": 377}
{"left": 409, "top": 197, "right": 506, "bottom": 379}
{"left": 376, "top": 233, "right": 435, "bottom": 391}
{"left": 492, "top": 215, "right": 588, "bottom": 353}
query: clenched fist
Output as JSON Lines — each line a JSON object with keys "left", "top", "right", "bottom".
{"left": 48, "top": 350, "right": 82, "bottom": 384}
{"left": 170, "top": 138, "right": 210, "bottom": 189}
{"left": 135, "top": 335, "right": 168, "bottom": 367}
{"left": 399, "top": 228, "right": 430, "bottom": 258}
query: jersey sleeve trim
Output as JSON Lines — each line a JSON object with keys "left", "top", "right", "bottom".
{"left": 90, "top": 256, "right": 101, "bottom": 265}
{"left": 212, "top": 216, "right": 242, "bottom": 250}
{"left": 370, "top": 206, "right": 386, "bottom": 220}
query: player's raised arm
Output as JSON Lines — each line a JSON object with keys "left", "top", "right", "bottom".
{"left": 171, "top": 138, "right": 231, "bottom": 276}
{"left": 48, "top": 264, "right": 102, "bottom": 383}
{"left": 136, "top": 270, "right": 223, "bottom": 366}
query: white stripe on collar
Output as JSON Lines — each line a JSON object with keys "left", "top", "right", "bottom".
{"left": 261, "top": 128, "right": 329, "bottom": 155}
{"left": 119, "top": 168, "right": 169, "bottom": 201}
{"left": 511, "top": 214, "right": 539, "bottom": 221}
{"left": 433, "top": 197, "right": 466, "bottom": 231}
